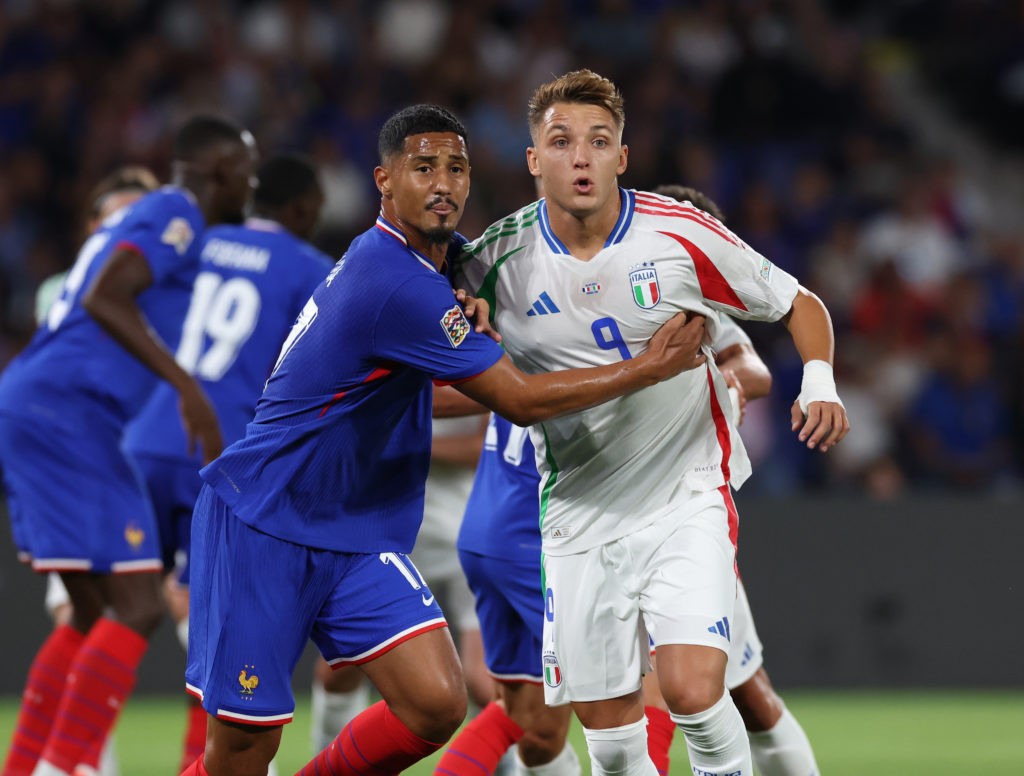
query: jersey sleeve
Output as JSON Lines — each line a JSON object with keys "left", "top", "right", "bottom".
{"left": 375, "top": 272, "right": 504, "bottom": 383}
{"left": 116, "top": 192, "right": 202, "bottom": 284}
{"left": 657, "top": 208, "right": 799, "bottom": 322}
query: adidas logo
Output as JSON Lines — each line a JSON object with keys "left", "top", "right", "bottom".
{"left": 526, "top": 292, "right": 561, "bottom": 316}
{"left": 707, "top": 616, "right": 731, "bottom": 641}
{"left": 740, "top": 641, "right": 754, "bottom": 666}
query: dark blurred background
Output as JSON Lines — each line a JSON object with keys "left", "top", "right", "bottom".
{"left": 1, "top": 0, "right": 1023, "bottom": 693}
{"left": 3, "top": 0, "right": 1024, "bottom": 498}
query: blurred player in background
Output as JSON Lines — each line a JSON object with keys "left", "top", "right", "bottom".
{"left": 121, "top": 153, "right": 332, "bottom": 773}
{"left": 0, "top": 115, "right": 256, "bottom": 776}
{"left": 455, "top": 70, "right": 847, "bottom": 776}
{"left": 178, "top": 103, "right": 706, "bottom": 776}
{"left": 30, "top": 164, "right": 161, "bottom": 776}
{"left": 640, "top": 185, "right": 820, "bottom": 776}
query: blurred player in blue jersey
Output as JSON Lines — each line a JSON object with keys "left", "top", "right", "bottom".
{"left": 0, "top": 115, "right": 256, "bottom": 776}
{"left": 177, "top": 104, "right": 709, "bottom": 776}
{"left": 31, "top": 164, "right": 161, "bottom": 776}
{"left": 121, "top": 153, "right": 332, "bottom": 773}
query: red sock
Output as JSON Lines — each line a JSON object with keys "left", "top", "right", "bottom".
{"left": 2, "top": 625, "right": 86, "bottom": 776}
{"left": 180, "top": 698, "right": 208, "bottom": 773}
{"left": 434, "top": 702, "right": 524, "bottom": 776}
{"left": 178, "top": 755, "right": 209, "bottom": 776}
{"left": 77, "top": 734, "right": 105, "bottom": 770}
{"left": 645, "top": 706, "right": 676, "bottom": 776}
{"left": 298, "top": 700, "right": 444, "bottom": 775}
{"left": 38, "top": 618, "right": 148, "bottom": 774}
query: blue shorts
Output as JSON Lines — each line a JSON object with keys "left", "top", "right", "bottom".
{"left": 131, "top": 454, "right": 201, "bottom": 581}
{"left": 460, "top": 549, "right": 544, "bottom": 683}
{"left": 0, "top": 413, "right": 161, "bottom": 573}
{"left": 185, "top": 486, "right": 448, "bottom": 726}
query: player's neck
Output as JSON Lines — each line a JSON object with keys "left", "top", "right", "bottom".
{"left": 546, "top": 197, "right": 621, "bottom": 262}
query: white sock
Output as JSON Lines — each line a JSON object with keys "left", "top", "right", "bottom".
{"left": 99, "top": 734, "right": 119, "bottom": 776}
{"left": 583, "top": 719, "right": 658, "bottom": 776}
{"left": 310, "top": 680, "right": 371, "bottom": 753}
{"left": 514, "top": 742, "right": 582, "bottom": 776}
{"left": 31, "top": 761, "right": 71, "bottom": 776}
{"left": 671, "top": 692, "right": 753, "bottom": 776}
{"left": 748, "top": 706, "right": 819, "bottom": 776}
{"left": 176, "top": 618, "right": 189, "bottom": 651}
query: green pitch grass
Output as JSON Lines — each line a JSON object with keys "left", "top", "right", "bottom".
{"left": 3, "top": 690, "right": 1022, "bottom": 774}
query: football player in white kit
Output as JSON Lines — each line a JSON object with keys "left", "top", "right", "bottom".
{"left": 455, "top": 70, "right": 848, "bottom": 776}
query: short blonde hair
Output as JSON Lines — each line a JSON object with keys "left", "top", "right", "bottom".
{"left": 527, "top": 69, "right": 625, "bottom": 141}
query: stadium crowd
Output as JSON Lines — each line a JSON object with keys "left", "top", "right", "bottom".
{"left": 0, "top": 0, "right": 1021, "bottom": 497}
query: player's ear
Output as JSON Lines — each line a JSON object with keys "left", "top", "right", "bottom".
{"left": 526, "top": 147, "right": 540, "bottom": 178}
{"left": 617, "top": 144, "right": 628, "bottom": 176}
{"left": 374, "top": 166, "right": 391, "bottom": 198}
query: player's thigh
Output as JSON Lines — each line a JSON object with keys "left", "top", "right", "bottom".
{"left": 461, "top": 550, "right": 545, "bottom": 682}
{"left": 725, "top": 577, "right": 764, "bottom": 690}
{"left": 639, "top": 488, "right": 738, "bottom": 654}
{"left": 542, "top": 545, "right": 649, "bottom": 706}
{"left": 186, "top": 487, "right": 330, "bottom": 725}
{"left": 0, "top": 414, "right": 161, "bottom": 572}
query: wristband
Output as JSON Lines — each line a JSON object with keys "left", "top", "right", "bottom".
{"left": 797, "top": 359, "right": 843, "bottom": 414}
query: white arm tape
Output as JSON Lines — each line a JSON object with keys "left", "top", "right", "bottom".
{"left": 797, "top": 359, "right": 843, "bottom": 414}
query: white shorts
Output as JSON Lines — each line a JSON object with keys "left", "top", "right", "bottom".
{"left": 542, "top": 488, "right": 738, "bottom": 705}
{"left": 725, "top": 579, "right": 764, "bottom": 689}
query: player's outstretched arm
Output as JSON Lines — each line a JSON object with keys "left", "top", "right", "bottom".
{"left": 456, "top": 313, "right": 708, "bottom": 426}
{"left": 780, "top": 286, "right": 849, "bottom": 452}
{"left": 82, "top": 247, "right": 224, "bottom": 462}
{"left": 433, "top": 385, "right": 488, "bottom": 418}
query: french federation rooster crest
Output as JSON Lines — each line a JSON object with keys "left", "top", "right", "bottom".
{"left": 238, "top": 666, "right": 259, "bottom": 695}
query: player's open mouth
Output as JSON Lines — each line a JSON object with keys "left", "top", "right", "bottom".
{"left": 572, "top": 177, "right": 593, "bottom": 193}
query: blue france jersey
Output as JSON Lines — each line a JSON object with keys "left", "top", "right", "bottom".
{"left": 123, "top": 218, "right": 332, "bottom": 461}
{"left": 457, "top": 413, "right": 543, "bottom": 561}
{"left": 200, "top": 217, "right": 505, "bottom": 553}
{"left": 0, "top": 187, "right": 204, "bottom": 426}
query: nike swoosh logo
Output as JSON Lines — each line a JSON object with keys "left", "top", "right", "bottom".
{"left": 421, "top": 593, "right": 435, "bottom": 606}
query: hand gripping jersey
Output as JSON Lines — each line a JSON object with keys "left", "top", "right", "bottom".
{"left": 123, "top": 218, "right": 332, "bottom": 461}
{"left": 456, "top": 189, "right": 799, "bottom": 556}
{"left": 199, "top": 216, "right": 504, "bottom": 553}
{"left": 0, "top": 187, "right": 205, "bottom": 426}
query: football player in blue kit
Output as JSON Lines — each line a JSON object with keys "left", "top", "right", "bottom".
{"left": 121, "top": 153, "right": 332, "bottom": 772}
{"left": 0, "top": 116, "right": 256, "bottom": 776}
{"left": 178, "top": 104, "right": 709, "bottom": 776}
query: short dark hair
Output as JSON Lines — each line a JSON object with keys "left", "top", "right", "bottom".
{"left": 377, "top": 104, "right": 468, "bottom": 164}
{"left": 652, "top": 184, "right": 726, "bottom": 222}
{"left": 253, "top": 154, "right": 320, "bottom": 209}
{"left": 87, "top": 165, "right": 160, "bottom": 219}
{"left": 173, "top": 115, "right": 247, "bottom": 162}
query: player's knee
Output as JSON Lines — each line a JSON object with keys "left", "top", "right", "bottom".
{"left": 518, "top": 727, "right": 568, "bottom": 767}
{"left": 115, "top": 593, "right": 167, "bottom": 637}
{"left": 583, "top": 718, "right": 651, "bottom": 776}
{"left": 661, "top": 673, "right": 726, "bottom": 717}
{"left": 407, "top": 681, "right": 468, "bottom": 742}
{"left": 730, "top": 670, "right": 784, "bottom": 732}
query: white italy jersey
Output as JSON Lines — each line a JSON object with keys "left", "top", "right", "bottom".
{"left": 456, "top": 189, "right": 799, "bottom": 555}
